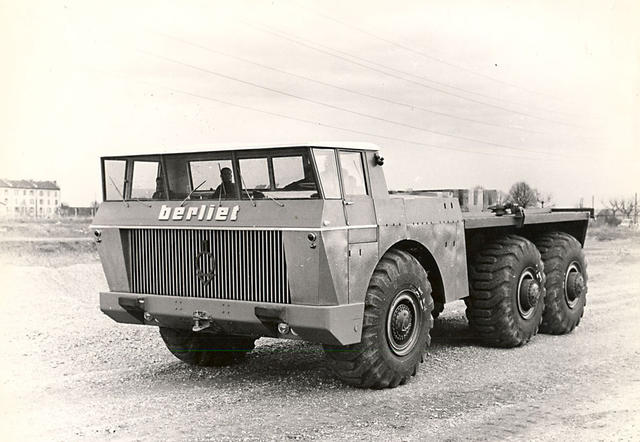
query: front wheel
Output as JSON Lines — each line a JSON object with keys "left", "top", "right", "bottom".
{"left": 323, "top": 249, "right": 433, "bottom": 389}
{"left": 159, "top": 328, "right": 256, "bottom": 366}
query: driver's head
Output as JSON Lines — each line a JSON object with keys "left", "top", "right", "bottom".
{"left": 220, "top": 167, "right": 233, "bottom": 183}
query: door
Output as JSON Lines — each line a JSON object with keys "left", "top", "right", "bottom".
{"left": 338, "top": 151, "right": 377, "bottom": 243}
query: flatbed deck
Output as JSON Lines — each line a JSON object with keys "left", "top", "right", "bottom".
{"left": 463, "top": 208, "right": 591, "bottom": 230}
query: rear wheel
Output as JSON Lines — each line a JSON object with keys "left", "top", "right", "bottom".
{"left": 534, "top": 232, "right": 587, "bottom": 334}
{"left": 159, "top": 328, "right": 256, "bottom": 366}
{"left": 466, "top": 235, "right": 546, "bottom": 347}
{"left": 323, "top": 249, "right": 433, "bottom": 389}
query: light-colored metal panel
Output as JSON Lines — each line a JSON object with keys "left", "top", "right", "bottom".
{"left": 348, "top": 242, "right": 379, "bottom": 304}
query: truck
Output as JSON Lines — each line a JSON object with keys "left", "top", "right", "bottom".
{"left": 92, "top": 142, "right": 590, "bottom": 389}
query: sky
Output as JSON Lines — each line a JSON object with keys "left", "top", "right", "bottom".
{"left": 0, "top": 0, "right": 638, "bottom": 207}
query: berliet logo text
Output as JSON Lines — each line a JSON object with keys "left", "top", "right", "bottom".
{"left": 158, "top": 204, "right": 240, "bottom": 221}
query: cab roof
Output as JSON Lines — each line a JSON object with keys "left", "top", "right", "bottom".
{"left": 101, "top": 141, "right": 381, "bottom": 159}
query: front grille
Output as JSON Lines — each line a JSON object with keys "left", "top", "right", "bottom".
{"left": 127, "top": 229, "right": 290, "bottom": 303}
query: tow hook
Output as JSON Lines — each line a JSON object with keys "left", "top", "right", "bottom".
{"left": 192, "top": 311, "right": 212, "bottom": 332}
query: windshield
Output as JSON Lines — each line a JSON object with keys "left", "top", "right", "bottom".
{"left": 238, "top": 153, "right": 319, "bottom": 199}
{"left": 101, "top": 148, "right": 327, "bottom": 201}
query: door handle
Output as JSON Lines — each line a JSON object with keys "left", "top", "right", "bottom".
{"left": 343, "top": 201, "right": 354, "bottom": 206}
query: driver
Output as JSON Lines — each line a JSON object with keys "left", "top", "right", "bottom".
{"left": 212, "top": 167, "right": 239, "bottom": 199}
{"left": 152, "top": 176, "right": 166, "bottom": 200}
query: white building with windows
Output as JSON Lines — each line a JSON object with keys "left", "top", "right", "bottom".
{"left": 0, "top": 179, "right": 61, "bottom": 218}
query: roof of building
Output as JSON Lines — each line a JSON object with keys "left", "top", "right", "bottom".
{"left": 0, "top": 179, "right": 60, "bottom": 190}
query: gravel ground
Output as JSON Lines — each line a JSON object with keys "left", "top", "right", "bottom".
{"left": 0, "top": 234, "right": 639, "bottom": 441}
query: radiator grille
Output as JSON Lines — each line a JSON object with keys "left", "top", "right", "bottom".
{"left": 127, "top": 229, "right": 290, "bottom": 303}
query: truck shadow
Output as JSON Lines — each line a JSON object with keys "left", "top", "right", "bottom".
{"left": 142, "top": 315, "right": 485, "bottom": 391}
{"left": 430, "top": 313, "right": 484, "bottom": 348}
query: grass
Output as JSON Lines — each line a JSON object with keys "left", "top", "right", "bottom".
{"left": 587, "top": 223, "right": 640, "bottom": 242}
{"left": 0, "top": 217, "right": 93, "bottom": 239}
{"left": 0, "top": 217, "right": 96, "bottom": 266}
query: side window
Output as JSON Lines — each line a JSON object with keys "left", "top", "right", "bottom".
{"left": 131, "top": 161, "right": 159, "bottom": 199}
{"left": 339, "top": 151, "right": 367, "bottom": 196}
{"left": 313, "top": 149, "right": 341, "bottom": 199}
{"left": 104, "top": 159, "right": 126, "bottom": 201}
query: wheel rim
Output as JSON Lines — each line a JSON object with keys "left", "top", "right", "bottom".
{"left": 565, "top": 262, "right": 585, "bottom": 309}
{"left": 386, "top": 289, "right": 421, "bottom": 356}
{"left": 517, "top": 268, "right": 541, "bottom": 320}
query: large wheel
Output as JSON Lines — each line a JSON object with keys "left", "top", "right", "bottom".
{"left": 534, "top": 232, "right": 587, "bottom": 334}
{"left": 466, "top": 234, "right": 546, "bottom": 347}
{"left": 323, "top": 249, "right": 434, "bottom": 389}
{"left": 159, "top": 328, "right": 256, "bottom": 366}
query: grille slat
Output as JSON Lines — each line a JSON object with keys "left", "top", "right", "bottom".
{"left": 128, "top": 229, "right": 289, "bottom": 304}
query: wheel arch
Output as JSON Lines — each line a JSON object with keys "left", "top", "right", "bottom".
{"left": 385, "top": 240, "right": 446, "bottom": 307}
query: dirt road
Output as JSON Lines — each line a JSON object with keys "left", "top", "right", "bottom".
{"left": 1, "top": 235, "right": 639, "bottom": 441}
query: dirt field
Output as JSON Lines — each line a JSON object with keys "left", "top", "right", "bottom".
{"left": 1, "top": 223, "right": 639, "bottom": 441}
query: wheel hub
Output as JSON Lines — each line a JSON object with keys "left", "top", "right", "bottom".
{"left": 386, "top": 290, "right": 421, "bottom": 356}
{"left": 391, "top": 304, "right": 414, "bottom": 343}
{"left": 519, "top": 279, "right": 541, "bottom": 311}
{"left": 565, "top": 262, "right": 585, "bottom": 308}
{"left": 517, "top": 268, "right": 540, "bottom": 319}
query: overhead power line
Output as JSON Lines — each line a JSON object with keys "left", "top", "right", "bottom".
{"left": 139, "top": 48, "right": 577, "bottom": 158}
{"left": 244, "top": 21, "right": 587, "bottom": 130}
{"left": 99, "top": 69, "right": 549, "bottom": 160}
{"left": 290, "top": 0, "right": 570, "bottom": 107}
{"left": 154, "top": 30, "right": 583, "bottom": 140}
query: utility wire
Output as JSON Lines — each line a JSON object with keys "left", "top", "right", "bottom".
{"left": 154, "top": 30, "right": 586, "bottom": 141}
{"left": 99, "top": 69, "right": 549, "bottom": 160}
{"left": 289, "top": 1, "right": 578, "bottom": 119}
{"left": 245, "top": 21, "right": 587, "bottom": 130}
{"left": 138, "top": 48, "right": 579, "bottom": 158}
{"left": 290, "top": 0, "right": 569, "bottom": 107}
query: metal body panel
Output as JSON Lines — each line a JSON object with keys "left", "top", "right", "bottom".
{"left": 94, "top": 200, "right": 328, "bottom": 229}
{"left": 374, "top": 196, "right": 470, "bottom": 303}
{"left": 348, "top": 242, "right": 379, "bottom": 304}
{"left": 283, "top": 231, "right": 319, "bottom": 304}
{"left": 96, "top": 228, "right": 130, "bottom": 292}
{"left": 319, "top": 229, "right": 349, "bottom": 305}
{"left": 100, "top": 291, "right": 364, "bottom": 345}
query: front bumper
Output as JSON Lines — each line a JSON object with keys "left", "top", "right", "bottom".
{"left": 100, "top": 292, "right": 364, "bottom": 345}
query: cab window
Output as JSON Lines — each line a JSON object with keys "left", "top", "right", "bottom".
{"left": 131, "top": 161, "right": 160, "bottom": 199}
{"left": 339, "top": 151, "right": 367, "bottom": 196}
{"left": 313, "top": 149, "right": 341, "bottom": 199}
{"left": 103, "top": 159, "right": 126, "bottom": 201}
{"left": 188, "top": 159, "right": 238, "bottom": 199}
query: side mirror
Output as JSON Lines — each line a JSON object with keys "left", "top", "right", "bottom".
{"left": 374, "top": 153, "right": 385, "bottom": 166}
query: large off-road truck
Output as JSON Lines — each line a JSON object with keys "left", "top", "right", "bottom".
{"left": 93, "top": 143, "right": 590, "bottom": 388}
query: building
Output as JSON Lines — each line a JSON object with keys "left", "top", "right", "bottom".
{"left": 0, "top": 179, "right": 61, "bottom": 218}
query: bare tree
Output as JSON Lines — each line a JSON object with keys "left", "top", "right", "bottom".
{"left": 507, "top": 182, "right": 539, "bottom": 208}
{"left": 608, "top": 197, "right": 635, "bottom": 219}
